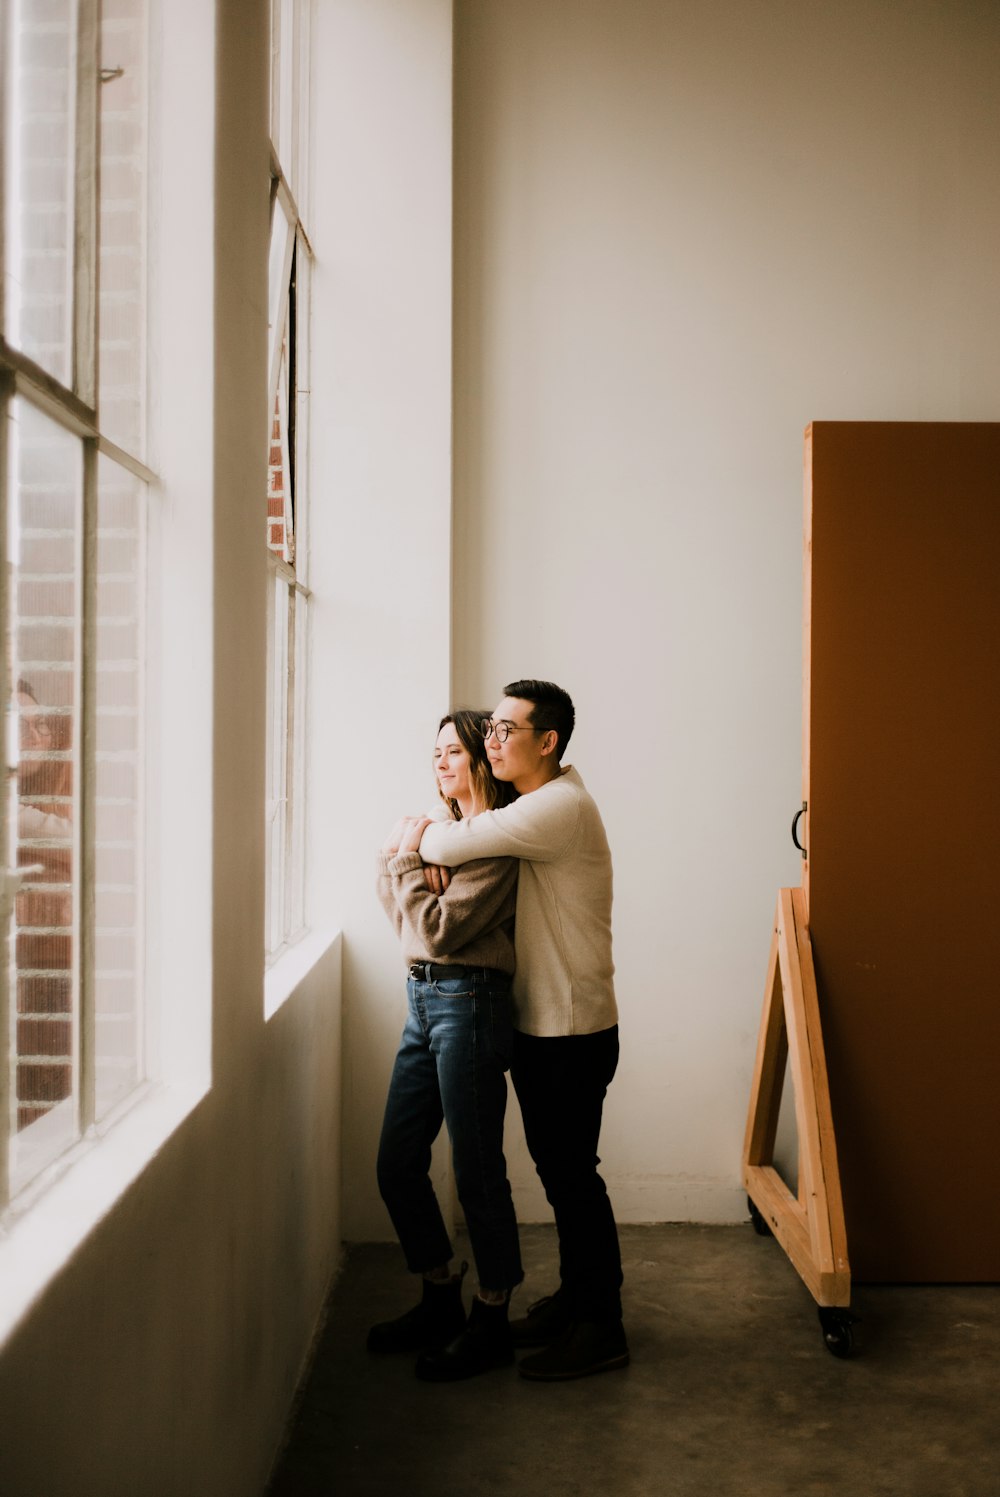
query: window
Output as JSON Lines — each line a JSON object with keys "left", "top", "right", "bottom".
{"left": 1, "top": 0, "right": 150, "bottom": 1203}
{"left": 265, "top": 0, "right": 311, "bottom": 960}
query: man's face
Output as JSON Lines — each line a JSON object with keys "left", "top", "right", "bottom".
{"left": 485, "top": 696, "right": 547, "bottom": 787}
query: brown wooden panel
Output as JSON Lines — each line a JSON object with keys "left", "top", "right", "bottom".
{"left": 806, "top": 421, "right": 1000, "bottom": 1282}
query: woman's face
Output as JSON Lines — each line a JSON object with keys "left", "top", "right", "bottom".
{"left": 434, "top": 721, "right": 473, "bottom": 804}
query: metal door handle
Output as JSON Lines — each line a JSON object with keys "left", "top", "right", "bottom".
{"left": 791, "top": 802, "right": 807, "bottom": 859}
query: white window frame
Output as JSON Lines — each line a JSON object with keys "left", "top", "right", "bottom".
{"left": 0, "top": 0, "right": 154, "bottom": 1208}
{"left": 265, "top": 0, "right": 312, "bottom": 963}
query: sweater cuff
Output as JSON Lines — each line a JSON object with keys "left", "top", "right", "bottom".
{"left": 387, "top": 851, "right": 424, "bottom": 876}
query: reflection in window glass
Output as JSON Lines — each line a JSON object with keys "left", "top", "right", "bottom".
{"left": 3, "top": 0, "right": 79, "bottom": 389}
{"left": 6, "top": 397, "right": 81, "bottom": 1188}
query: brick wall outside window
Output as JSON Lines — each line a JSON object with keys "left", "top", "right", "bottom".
{"left": 8, "top": 0, "right": 145, "bottom": 1135}
{"left": 268, "top": 403, "right": 288, "bottom": 555}
{"left": 6, "top": 0, "right": 76, "bottom": 387}
{"left": 10, "top": 0, "right": 78, "bottom": 1131}
{"left": 12, "top": 406, "right": 79, "bottom": 1132}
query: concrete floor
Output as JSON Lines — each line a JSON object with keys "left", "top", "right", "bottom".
{"left": 266, "top": 1223, "right": 999, "bottom": 1497}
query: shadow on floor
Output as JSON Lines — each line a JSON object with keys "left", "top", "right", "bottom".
{"left": 266, "top": 1223, "right": 999, "bottom": 1497}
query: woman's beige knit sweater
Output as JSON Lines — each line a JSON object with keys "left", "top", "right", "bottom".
{"left": 376, "top": 850, "right": 517, "bottom": 976}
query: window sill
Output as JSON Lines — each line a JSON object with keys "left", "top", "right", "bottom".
{"left": 0, "top": 1079, "right": 209, "bottom": 1350}
{"left": 264, "top": 924, "right": 341, "bottom": 1021}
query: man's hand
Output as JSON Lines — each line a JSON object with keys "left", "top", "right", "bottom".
{"left": 422, "top": 863, "right": 451, "bottom": 895}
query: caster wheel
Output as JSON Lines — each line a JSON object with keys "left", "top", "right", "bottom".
{"left": 818, "top": 1306, "right": 856, "bottom": 1358}
{"left": 747, "top": 1197, "right": 772, "bottom": 1236}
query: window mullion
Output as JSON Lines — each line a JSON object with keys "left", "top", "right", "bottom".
{"left": 270, "top": 165, "right": 313, "bottom": 259}
{"left": 76, "top": 439, "right": 98, "bottom": 1133}
{"left": 5, "top": 348, "right": 98, "bottom": 441}
{"left": 96, "top": 434, "right": 157, "bottom": 489}
{"left": 74, "top": 0, "right": 101, "bottom": 409}
{"left": 266, "top": 549, "right": 309, "bottom": 595}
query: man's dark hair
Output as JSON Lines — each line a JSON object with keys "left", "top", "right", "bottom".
{"left": 503, "top": 679, "right": 575, "bottom": 761}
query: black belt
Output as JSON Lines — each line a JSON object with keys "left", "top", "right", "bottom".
{"left": 408, "top": 962, "right": 499, "bottom": 982}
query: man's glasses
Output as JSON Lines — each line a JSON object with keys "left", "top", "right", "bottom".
{"left": 480, "top": 718, "right": 539, "bottom": 744}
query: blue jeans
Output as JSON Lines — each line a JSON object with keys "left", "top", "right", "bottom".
{"left": 377, "top": 969, "right": 523, "bottom": 1293}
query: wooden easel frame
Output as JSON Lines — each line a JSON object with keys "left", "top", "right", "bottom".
{"left": 742, "top": 887, "right": 850, "bottom": 1308}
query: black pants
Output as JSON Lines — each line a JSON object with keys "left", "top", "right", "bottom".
{"left": 511, "top": 1025, "right": 623, "bottom": 1322}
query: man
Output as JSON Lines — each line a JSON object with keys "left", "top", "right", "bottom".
{"left": 417, "top": 679, "right": 627, "bottom": 1381}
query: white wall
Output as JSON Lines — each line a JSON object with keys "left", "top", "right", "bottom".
{"left": 308, "top": 0, "right": 456, "bottom": 1243}
{"left": 450, "top": 0, "right": 1000, "bottom": 1223}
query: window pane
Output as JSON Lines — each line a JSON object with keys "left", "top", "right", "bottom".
{"left": 267, "top": 196, "right": 294, "bottom": 562}
{"left": 6, "top": 397, "right": 82, "bottom": 1189}
{"left": 269, "top": 341, "right": 293, "bottom": 561}
{"left": 98, "top": 0, "right": 148, "bottom": 457}
{"left": 290, "top": 233, "right": 310, "bottom": 579}
{"left": 267, "top": 194, "right": 294, "bottom": 384}
{"left": 3, "top": 0, "right": 80, "bottom": 388}
{"left": 94, "top": 454, "right": 143, "bottom": 1119}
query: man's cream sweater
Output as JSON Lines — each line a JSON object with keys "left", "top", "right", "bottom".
{"left": 419, "top": 766, "right": 617, "bottom": 1037}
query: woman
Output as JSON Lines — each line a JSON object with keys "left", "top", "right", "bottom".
{"left": 371, "top": 709, "right": 522, "bottom": 1382}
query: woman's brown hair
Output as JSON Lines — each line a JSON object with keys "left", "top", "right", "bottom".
{"left": 437, "top": 709, "right": 517, "bottom": 819}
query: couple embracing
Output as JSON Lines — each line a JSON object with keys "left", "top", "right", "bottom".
{"left": 372, "top": 679, "right": 626, "bottom": 1384}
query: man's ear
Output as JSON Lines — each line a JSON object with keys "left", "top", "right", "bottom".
{"left": 538, "top": 729, "right": 559, "bottom": 758}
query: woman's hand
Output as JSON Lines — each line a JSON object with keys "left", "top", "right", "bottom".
{"left": 396, "top": 815, "right": 432, "bottom": 856}
{"left": 382, "top": 817, "right": 409, "bottom": 854}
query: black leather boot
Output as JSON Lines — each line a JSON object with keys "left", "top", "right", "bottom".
{"left": 413, "top": 1294, "right": 515, "bottom": 1382}
{"left": 367, "top": 1263, "right": 468, "bottom": 1353}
